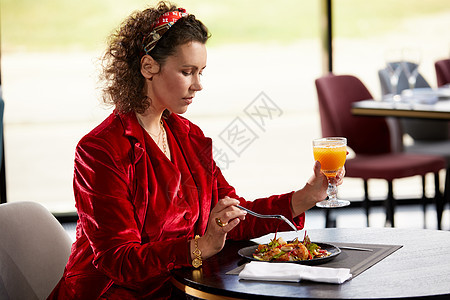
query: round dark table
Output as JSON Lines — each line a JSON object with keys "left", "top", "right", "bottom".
{"left": 171, "top": 228, "right": 450, "bottom": 299}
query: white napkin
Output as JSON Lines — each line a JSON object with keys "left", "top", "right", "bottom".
{"left": 239, "top": 261, "right": 352, "bottom": 284}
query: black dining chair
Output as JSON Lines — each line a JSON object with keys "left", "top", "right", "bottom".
{"left": 315, "top": 73, "right": 446, "bottom": 228}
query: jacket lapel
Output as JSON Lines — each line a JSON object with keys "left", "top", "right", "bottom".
{"left": 167, "top": 114, "right": 213, "bottom": 235}
{"left": 119, "top": 112, "right": 150, "bottom": 231}
{"left": 118, "top": 112, "right": 214, "bottom": 236}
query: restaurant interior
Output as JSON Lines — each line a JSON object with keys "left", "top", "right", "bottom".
{"left": 0, "top": 0, "right": 449, "bottom": 299}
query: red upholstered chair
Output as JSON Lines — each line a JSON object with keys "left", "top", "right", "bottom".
{"left": 435, "top": 58, "right": 450, "bottom": 87}
{"left": 315, "top": 74, "right": 446, "bottom": 228}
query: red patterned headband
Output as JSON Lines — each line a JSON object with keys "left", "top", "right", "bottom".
{"left": 143, "top": 8, "right": 188, "bottom": 55}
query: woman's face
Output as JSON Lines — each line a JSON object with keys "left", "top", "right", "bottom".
{"left": 150, "top": 41, "right": 207, "bottom": 114}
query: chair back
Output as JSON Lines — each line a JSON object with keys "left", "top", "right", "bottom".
{"left": 435, "top": 58, "right": 450, "bottom": 87}
{"left": 378, "top": 61, "right": 430, "bottom": 95}
{"left": 315, "top": 74, "right": 392, "bottom": 155}
{"left": 0, "top": 202, "right": 73, "bottom": 300}
{"left": 378, "top": 62, "right": 448, "bottom": 141}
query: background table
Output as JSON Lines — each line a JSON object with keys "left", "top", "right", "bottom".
{"left": 351, "top": 99, "right": 450, "bottom": 120}
{"left": 172, "top": 228, "right": 450, "bottom": 299}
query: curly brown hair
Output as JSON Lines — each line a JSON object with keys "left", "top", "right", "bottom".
{"left": 100, "top": 1, "right": 210, "bottom": 114}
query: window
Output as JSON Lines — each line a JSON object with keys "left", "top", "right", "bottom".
{"left": 2, "top": 0, "right": 449, "bottom": 215}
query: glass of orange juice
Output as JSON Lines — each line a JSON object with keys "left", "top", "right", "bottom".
{"left": 313, "top": 137, "right": 350, "bottom": 208}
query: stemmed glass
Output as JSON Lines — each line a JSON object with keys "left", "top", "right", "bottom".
{"left": 313, "top": 137, "right": 350, "bottom": 208}
{"left": 386, "top": 63, "right": 402, "bottom": 98}
{"left": 384, "top": 49, "right": 403, "bottom": 101}
{"left": 401, "top": 48, "right": 421, "bottom": 90}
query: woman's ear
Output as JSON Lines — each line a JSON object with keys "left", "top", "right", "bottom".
{"left": 140, "top": 55, "right": 160, "bottom": 79}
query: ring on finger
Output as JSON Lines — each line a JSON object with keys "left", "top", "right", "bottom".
{"left": 215, "top": 217, "right": 227, "bottom": 227}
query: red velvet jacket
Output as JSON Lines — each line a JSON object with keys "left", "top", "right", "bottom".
{"left": 48, "top": 112, "right": 304, "bottom": 299}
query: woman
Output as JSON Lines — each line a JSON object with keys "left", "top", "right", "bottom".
{"left": 49, "top": 1, "right": 342, "bottom": 299}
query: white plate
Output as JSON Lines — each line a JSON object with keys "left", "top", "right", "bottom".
{"left": 401, "top": 88, "right": 439, "bottom": 104}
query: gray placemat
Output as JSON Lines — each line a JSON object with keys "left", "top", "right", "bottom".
{"left": 226, "top": 242, "right": 402, "bottom": 278}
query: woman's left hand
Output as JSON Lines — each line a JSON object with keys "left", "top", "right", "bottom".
{"left": 290, "top": 161, "right": 346, "bottom": 217}
{"left": 332, "top": 166, "right": 346, "bottom": 187}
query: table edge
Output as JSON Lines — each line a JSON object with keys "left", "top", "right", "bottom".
{"left": 171, "top": 277, "right": 244, "bottom": 300}
{"left": 351, "top": 106, "right": 450, "bottom": 120}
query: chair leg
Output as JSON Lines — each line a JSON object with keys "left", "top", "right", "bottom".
{"left": 421, "top": 175, "right": 427, "bottom": 229}
{"left": 445, "top": 167, "right": 450, "bottom": 221}
{"left": 442, "top": 167, "right": 450, "bottom": 224}
{"left": 0, "top": 141, "right": 6, "bottom": 204}
{"left": 385, "top": 181, "right": 395, "bottom": 227}
{"left": 325, "top": 209, "right": 336, "bottom": 228}
{"left": 445, "top": 167, "right": 450, "bottom": 201}
{"left": 363, "top": 180, "right": 370, "bottom": 227}
{"left": 434, "top": 172, "right": 443, "bottom": 230}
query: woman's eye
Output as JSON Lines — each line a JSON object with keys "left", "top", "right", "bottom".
{"left": 182, "top": 71, "right": 192, "bottom": 76}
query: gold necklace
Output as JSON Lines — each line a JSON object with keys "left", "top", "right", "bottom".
{"left": 159, "top": 120, "right": 168, "bottom": 156}
{"left": 146, "top": 129, "right": 160, "bottom": 138}
{"left": 138, "top": 116, "right": 168, "bottom": 157}
{"left": 137, "top": 115, "right": 161, "bottom": 138}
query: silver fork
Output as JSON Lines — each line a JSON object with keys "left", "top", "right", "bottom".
{"left": 236, "top": 205, "right": 298, "bottom": 233}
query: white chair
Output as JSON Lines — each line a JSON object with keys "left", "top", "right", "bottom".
{"left": 0, "top": 201, "right": 73, "bottom": 300}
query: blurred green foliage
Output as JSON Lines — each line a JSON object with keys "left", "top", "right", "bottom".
{"left": 1, "top": 0, "right": 449, "bottom": 52}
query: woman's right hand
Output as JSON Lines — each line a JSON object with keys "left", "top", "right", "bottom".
{"left": 191, "top": 196, "right": 247, "bottom": 260}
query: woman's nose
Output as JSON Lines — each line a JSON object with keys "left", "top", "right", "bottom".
{"left": 191, "top": 75, "right": 203, "bottom": 91}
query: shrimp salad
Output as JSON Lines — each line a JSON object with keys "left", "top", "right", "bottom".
{"left": 252, "top": 233, "right": 331, "bottom": 262}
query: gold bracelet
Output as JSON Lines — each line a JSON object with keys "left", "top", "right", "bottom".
{"left": 192, "top": 235, "right": 202, "bottom": 268}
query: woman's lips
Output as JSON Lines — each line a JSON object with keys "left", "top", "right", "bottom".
{"left": 183, "top": 97, "right": 193, "bottom": 104}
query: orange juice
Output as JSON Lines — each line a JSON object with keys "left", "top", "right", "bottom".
{"left": 313, "top": 144, "right": 346, "bottom": 177}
